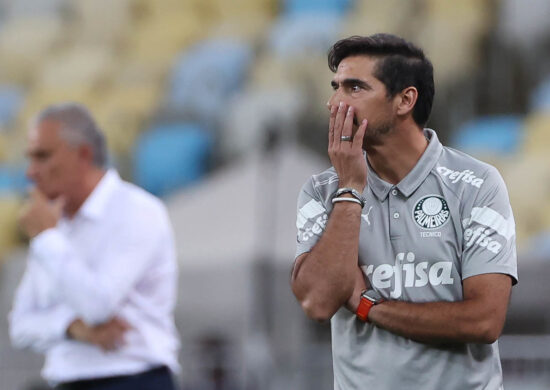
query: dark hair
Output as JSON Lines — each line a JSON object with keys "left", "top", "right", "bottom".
{"left": 328, "top": 34, "right": 434, "bottom": 127}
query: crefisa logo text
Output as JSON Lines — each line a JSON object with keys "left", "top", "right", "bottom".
{"left": 437, "top": 166, "right": 484, "bottom": 188}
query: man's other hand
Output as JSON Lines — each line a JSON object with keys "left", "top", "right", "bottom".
{"left": 67, "top": 317, "right": 131, "bottom": 351}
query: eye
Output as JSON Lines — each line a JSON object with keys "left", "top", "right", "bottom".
{"left": 33, "top": 151, "right": 51, "bottom": 161}
{"left": 351, "top": 85, "right": 361, "bottom": 92}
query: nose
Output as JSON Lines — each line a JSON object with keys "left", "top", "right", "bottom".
{"left": 327, "top": 90, "right": 346, "bottom": 111}
{"left": 327, "top": 93, "right": 337, "bottom": 111}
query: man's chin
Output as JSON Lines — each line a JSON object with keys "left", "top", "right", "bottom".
{"left": 362, "top": 130, "right": 388, "bottom": 148}
{"left": 37, "top": 188, "right": 58, "bottom": 200}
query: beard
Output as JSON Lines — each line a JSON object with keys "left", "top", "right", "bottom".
{"left": 352, "top": 115, "right": 395, "bottom": 147}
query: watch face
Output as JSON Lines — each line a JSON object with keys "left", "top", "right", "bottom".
{"left": 362, "top": 289, "right": 383, "bottom": 303}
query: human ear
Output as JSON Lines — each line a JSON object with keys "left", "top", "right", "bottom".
{"left": 78, "top": 144, "right": 94, "bottom": 164}
{"left": 396, "top": 87, "right": 418, "bottom": 117}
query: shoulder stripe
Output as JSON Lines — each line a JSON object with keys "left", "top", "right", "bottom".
{"left": 313, "top": 174, "right": 338, "bottom": 188}
{"left": 462, "top": 206, "right": 515, "bottom": 239}
{"left": 297, "top": 199, "right": 326, "bottom": 229}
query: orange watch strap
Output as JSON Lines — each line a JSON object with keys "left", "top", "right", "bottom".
{"left": 356, "top": 296, "right": 375, "bottom": 322}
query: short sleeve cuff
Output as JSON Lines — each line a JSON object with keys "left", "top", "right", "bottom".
{"left": 295, "top": 247, "right": 311, "bottom": 260}
{"left": 462, "top": 265, "right": 518, "bottom": 285}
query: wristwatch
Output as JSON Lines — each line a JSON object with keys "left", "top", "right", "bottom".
{"left": 356, "top": 289, "right": 385, "bottom": 322}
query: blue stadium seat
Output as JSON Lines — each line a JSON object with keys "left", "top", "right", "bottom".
{"left": 282, "top": 0, "right": 354, "bottom": 16}
{"left": 451, "top": 115, "right": 524, "bottom": 155}
{"left": 529, "top": 76, "right": 550, "bottom": 112}
{"left": 4, "top": 0, "right": 64, "bottom": 18}
{"left": 268, "top": 13, "right": 343, "bottom": 59}
{"left": 166, "top": 39, "right": 253, "bottom": 124}
{"left": 133, "top": 123, "right": 212, "bottom": 197}
{"left": 0, "top": 85, "right": 24, "bottom": 126}
{"left": 0, "top": 165, "right": 28, "bottom": 194}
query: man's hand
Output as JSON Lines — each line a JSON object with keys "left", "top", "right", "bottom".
{"left": 67, "top": 317, "right": 131, "bottom": 351}
{"left": 328, "top": 102, "right": 368, "bottom": 192}
{"left": 19, "top": 189, "right": 64, "bottom": 238}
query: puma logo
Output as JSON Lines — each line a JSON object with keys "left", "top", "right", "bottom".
{"left": 362, "top": 206, "right": 373, "bottom": 226}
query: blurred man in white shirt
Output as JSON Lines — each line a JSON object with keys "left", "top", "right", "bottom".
{"left": 10, "top": 103, "right": 180, "bottom": 390}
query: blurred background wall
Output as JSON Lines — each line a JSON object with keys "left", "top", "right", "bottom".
{"left": 0, "top": 0, "right": 549, "bottom": 389}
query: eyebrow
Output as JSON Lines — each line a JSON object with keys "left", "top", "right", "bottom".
{"left": 331, "top": 78, "right": 372, "bottom": 90}
{"left": 26, "top": 148, "right": 51, "bottom": 158}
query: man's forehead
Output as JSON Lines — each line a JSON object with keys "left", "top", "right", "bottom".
{"left": 332, "top": 56, "right": 382, "bottom": 88}
{"left": 27, "top": 120, "right": 64, "bottom": 149}
{"left": 335, "top": 55, "right": 378, "bottom": 75}
{"left": 28, "top": 120, "right": 61, "bottom": 139}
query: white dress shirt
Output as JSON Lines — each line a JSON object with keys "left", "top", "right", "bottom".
{"left": 9, "top": 170, "right": 180, "bottom": 384}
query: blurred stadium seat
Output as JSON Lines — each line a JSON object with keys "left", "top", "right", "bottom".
{"left": 17, "top": 86, "right": 96, "bottom": 126}
{"left": 497, "top": 0, "right": 550, "bottom": 50}
{"left": 70, "top": 0, "right": 135, "bottom": 46}
{"left": 165, "top": 39, "right": 253, "bottom": 124}
{"left": 417, "top": 0, "right": 492, "bottom": 86}
{"left": 264, "top": 11, "right": 342, "bottom": 125}
{"left": 521, "top": 112, "right": 550, "bottom": 155}
{"left": 2, "top": 0, "right": 64, "bottom": 19}
{"left": 0, "top": 165, "right": 27, "bottom": 194}
{"left": 134, "top": 122, "right": 213, "bottom": 197}
{"left": 529, "top": 76, "right": 550, "bottom": 112}
{"left": 500, "top": 155, "right": 550, "bottom": 243}
{"left": 281, "top": 0, "right": 354, "bottom": 16}
{"left": 212, "top": 0, "right": 276, "bottom": 19}
{"left": 0, "top": 134, "right": 8, "bottom": 161}
{"left": 220, "top": 87, "right": 306, "bottom": 159}
{"left": 38, "top": 45, "right": 115, "bottom": 88}
{"left": 0, "top": 166, "right": 26, "bottom": 259}
{"left": 0, "top": 16, "right": 64, "bottom": 83}
{"left": 0, "top": 85, "right": 24, "bottom": 129}
{"left": 525, "top": 231, "right": 550, "bottom": 260}
{"left": 268, "top": 13, "right": 342, "bottom": 59}
{"left": 343, "top": 0, "right": 418, "bottom": 38}
{"left": 127, "top": 10, "right": 204, "bottom": 65}
{"left": 95, "top": 83, "right": 162, "bottom": 157}
{"left": 452, "top": 115, "right": 524, "bottom": 155}
{"left": 0, "top": 193, "right": 21, "bottom": 263}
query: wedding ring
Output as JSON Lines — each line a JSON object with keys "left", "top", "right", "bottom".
{"left": 340, "top": 135, "right": 352, "bottom": 142}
